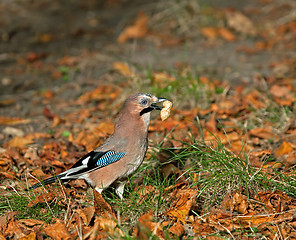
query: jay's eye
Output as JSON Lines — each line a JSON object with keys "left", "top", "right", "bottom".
{"left": 140, "top": 98, "right": 149, "bottom": 106}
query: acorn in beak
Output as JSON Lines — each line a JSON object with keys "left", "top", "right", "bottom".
{"left": 150, "top": 97, "right": 168, "bottom": 110}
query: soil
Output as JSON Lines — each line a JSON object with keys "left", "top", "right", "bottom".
{"left": 0, "top": 0, "right": 295, "bottom": 136}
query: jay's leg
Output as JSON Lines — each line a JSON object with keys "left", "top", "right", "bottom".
{"left": 115, "top": 182, "right": 125, "bottom": 200}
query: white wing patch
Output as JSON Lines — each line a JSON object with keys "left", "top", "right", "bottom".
{"left": 82, "top": 156, "right": 90, "bottom": 165}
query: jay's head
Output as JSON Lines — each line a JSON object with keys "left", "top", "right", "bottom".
{"left": 114, "top": 93, "right": 168, "bottom": 134}
{"left": 121, "top": 93, "right": 167, "bottom": 119}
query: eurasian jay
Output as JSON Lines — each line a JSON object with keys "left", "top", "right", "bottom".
{"left": 30, "top": 93, "right": 168, "bottom": 199}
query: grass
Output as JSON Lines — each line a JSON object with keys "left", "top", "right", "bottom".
{"left": 147, "top": 0, "right": 222, "bottom": 37}
{"left": 1, "top": 129, "right": 295, "bottom": 238}
{"left": 269, "top": 169, "right": 296, "bottom": 198}
{"left": 141, "top": 67, "right": 221, "bottom": 111}
{"left": 102, "top": 128, "right": 296, "bottom": 237}
{"left": 0, "top": 179, "right": 93, "bottom": 224}
{"left": 173, "top": 138, "right": 273, "bottom": 204}
{"left": 242, "top": 97, "right": 295, "bottom": 132}
{"left": 0, "top": 188, "right": 65, "bottom": 223}
{"left": 1, "top": 65, "right": 295, "bottom": 238}
{"left": 105, "top": 161, "right": 177, "bottom": 224}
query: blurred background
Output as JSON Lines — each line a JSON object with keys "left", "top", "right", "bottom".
{"left": 1, "top": 0, "right": 295, "bottom": 96}
{"left": 0, "top": 1, "right": 296, "bottom": 238}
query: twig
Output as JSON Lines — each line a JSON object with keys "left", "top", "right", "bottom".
{"left": 211, "top": 220, "right": 235, "bottom": 240}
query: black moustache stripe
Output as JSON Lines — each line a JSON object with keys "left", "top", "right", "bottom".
{"left": 140, "top": 106, "right": 154, "bottom": 116}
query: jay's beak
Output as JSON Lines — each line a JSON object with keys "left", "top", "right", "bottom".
{"left": 150, "top": 97, "right": 168, "bottom": 110}
{"left": 140, "top": 97, "right": 168, "bottom": 116}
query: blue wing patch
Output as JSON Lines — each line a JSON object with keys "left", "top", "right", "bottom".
{"left": 29, "top": 151, "right": 125, "bottom": 189}
{"left": 65, "top": 150, "right": 126, "bottom": 177}
{"left": 97, "top": 151, "right": 126, "bottom": 167}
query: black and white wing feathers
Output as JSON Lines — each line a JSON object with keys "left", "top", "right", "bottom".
{"left": 29, "top": 150, "right": 126, "bottom": 190}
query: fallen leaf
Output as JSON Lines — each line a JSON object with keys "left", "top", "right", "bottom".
{"left": 135, "top": 185, "right": 158, "bottom": 204}
{"left": 95, "top": 216, "right": 124, "bottom": 238}
{"left": 42, "top": 90, "right": 54, "bottom": 99}
{"left": 236, "top": 214, "right": 274, "bottom": 228}
{"left": 168, "top": 222, "right": 185, "bottom": 236}
{"left": 31, "top": 168, "right": 47, "bottom": 180}
{"left": 249, "top": 149, "right": 272, "bottom": 157}
{"left": 225, "top": 10, "right": 256, "bottom": 36}
{"left": 75, "top": 130, "right": 101, "bottom": 151}
{"left": 157, "top": 141, "right": 175, "bottom": 163}
{"left": 3, "top": 218, "right": 24, "bottom": 239}
{"left": 191, "top": 217, "right": 216, "bottom": 235}
{"left": 205, "top": 113, "right": 217, "bottom": 133}
{"left": 93, "top": 190, "right": 116, "bottom": 219}
{"left": 96, "top": 121, "right": 115, "bottom": 136}
{"left": 222, "top": 191, "right": 249, "bottom": 214}
{"left": 58, "top": 55, "right": 79, "bottom": 66}
{"left": 18, "top": 219, "right": 45, "bottom": 228}
{"left": 118, "top": 12, "right": 149, "bottom": 43}
{"left": 246, "top": 91, "right": 267, "bottom": 109}
{"left": 207, "top": 208, "right": 236, "bottom": 231}
{"left": 165, "top": 188, "right": 197, "bottom": 223}
{"left": 43, "top": 219, "right": 71, "bottom": 240}
{"left": 0, "top": 99, "right": 15, "bottom": 106}
{"left": 0, "top": 211, "right": 19, "bottom": 233}
{"left": 77, "top": 85, "right": 120, "bottom": 103}
{"left": 43, "top": 107, "right": 56, "bottom": 120}
{"left": 39, "top": 33, "right": 52, "bottom": 43}
{"left": 216, "top": 97, "right": 241, "bottom": 115}
{"left": 228, "top": 139, "right": 249, "bottom": 154}
{"left": 113, "top": 61, "right": 134, "bottom": 77}
{"left": 249, "top": 128, "right": 279, "bottom": 140}
{"left": 274, "top": 97, "right": 294, "bottom": 106}
{"left": 203, "top": 235, "right": 224, "bottom": 240}
{"left": 26, "top": 132, "right": 51, "bottom": 140}
{"left": 8, "top": 136, "right": 34, "bottom": 148}
{"left": 136, "top": 212, "right": 164, "bottom": 239}
{"left": 201, "top": 27, "right": 219, "bottom": 40}
{"left": 162, "top": 164, "right": 185, "bottom": 183}
{"left": 0, "top": 149, "right": 17, "bottom": 166}
{"left": 0, "top": 116, "right": 30, "bottom": 125}
{"left": 157, "top": 33, "right": 185, "bottom": 47}
{"left": 76, "top": 206, "right": 95, "bottom": 226}
{"left": 19, "top": 232, "right": 36, "bottom": 240}
{"left": 89, "top": 218, "right": 107, "bottom": 240}
{"left": 275, "top": 141, "right": 293, "bottom": 157}
{"left": 236, "top": 45, "right": 262, "bottom": 54}
{"left": 283, "top": 152, "right": 296, "bottom": 167}
{"left": 26, "top": 52, "right": 46, "bottom": 62}
{"left": 27, "top": 192, "right": 55, "bottom": 207}
{"left": 75, "top": 108, "right": 92, "bottom": 123}
{"left": 269, "top": 85, "right": 294, "bottom": 106}
{"left": 0, "top": 171, "right": 15, "bottom": 179}
{"left": 177, "top": 107, "right": 198, "bottom": 119}
{"left": 150, "top": 118, "right": 185, "bottom": 132}
{"left": 218, "top": 27, "right": 236, "bottom": 41}
{"left": 152, "top": 72, "right": 176, "bottom": 88}
{"left": 270, "top": 85, "right": 292, "bottom": 98}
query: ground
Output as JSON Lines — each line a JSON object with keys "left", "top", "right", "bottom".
{"left": 0, "top": 0, "right": 296, "bottom": 239}
{"left": 1, "top": 0, "right": 294, "bottom": 125}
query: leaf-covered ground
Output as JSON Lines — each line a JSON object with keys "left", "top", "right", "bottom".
{"left": 0, "top": 0, "right": 296, "bottom": 239}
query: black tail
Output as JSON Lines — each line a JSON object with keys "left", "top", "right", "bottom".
{"left": 29, "top": 174, "right": 66, "bottom": 190}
